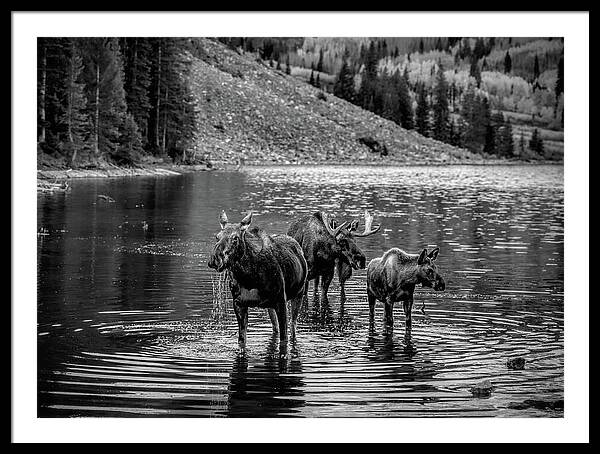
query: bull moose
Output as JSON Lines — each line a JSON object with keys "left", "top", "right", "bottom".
{"left": 207, "top": 210, "right": 307, "bottom": 346}
{"left": 366, "top": 247, "right": 446, "bottom": 330}
{"left": 287, "top": 210, "right": 380, "bottom": 304}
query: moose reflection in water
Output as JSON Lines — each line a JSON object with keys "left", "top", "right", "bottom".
{"left": 288, "top": 210, "right": 381, "bottom": 304}
{"left": 207, "top": 210, "right": 308, "bottom": 347}
{"left": 367, "top": 247, "right": 446, "bottom": 331}
{"left": 227, "top": 334, "right": 305, "bottom": 417}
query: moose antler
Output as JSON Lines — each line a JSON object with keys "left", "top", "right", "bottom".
{"left": 220, "top": 210, "right": 229, "bottom": 229}
{"left": 321, "top": 212, "right": 348, "bottom": 238}
{"left": 352, "top": 210, "right": 381, "bottom": 237}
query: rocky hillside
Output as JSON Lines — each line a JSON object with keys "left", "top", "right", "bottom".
{"left": 189, "top": 39, "right": 484, "bottom": 165}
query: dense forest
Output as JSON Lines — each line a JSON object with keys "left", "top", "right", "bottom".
{"left": 220, "top": 37, "right": 564, "bottom": 159}
{"left": 37, "top": 38, "right": 199, "bottom": 167}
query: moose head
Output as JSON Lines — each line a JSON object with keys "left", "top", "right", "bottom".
{"left": 323, "top": 210, "right": 381, "bottom": 270}
{"left": 415, "top": 247, "right": 446, "bottom": 291}
{"left": 208, "top": 210, "right": 259, "bottom": 272}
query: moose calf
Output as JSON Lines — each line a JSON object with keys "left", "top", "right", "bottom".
{"left": 366, "top": 247, "right": 446, "bottom": 330}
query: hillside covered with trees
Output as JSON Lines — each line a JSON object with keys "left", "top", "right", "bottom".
{"left": 37, "top": 37, "right": 563, "bottom": 170}
{"left": 225, "top": 36, "right": 564, "bottom": 160}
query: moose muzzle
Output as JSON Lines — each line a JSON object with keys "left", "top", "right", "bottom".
{"left": 434, "top": 277, "right": 446, "bottom": 291}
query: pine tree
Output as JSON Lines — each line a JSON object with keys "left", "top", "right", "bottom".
{"left": 473, "top": 38, "right": 486, "bottom": 60}
{"left": 38, "top": 38, "right": 48, "bottom": 144}
{"left": 276, "top": 59, "right": 281, "bottom": 71}
{"left": 150, "top": 38, "right": 198, "bottom": 158}
{"left": 486, "top": 37, "right": 495, "bottom": 55}
{"left": 529, "top": 128, "right": 545, "bottom": 155}
{"left": 316, "top": 48, "right": 324, "bottom": 73}
{"left": 79, "top": 38, "right": 133, "bottom": 158}
{"left": 147, "top": 38, "right": 163, "bottom": 153}
{"left": 490, "top": 111, "right": 514, "bottom": 156}
{"left": 469, "top": 57, "right": 482, "bottom": 88}
{"left": 60, "top": 39, "right": 89, "bottom": 165}
{"left": 315, "top": 74, "right": 321, "bottom": 89}
{"left": 519, "top": 131, "right": 526, "bottom": 155}
{"left": 555, "top": 55, "right": 564, "bottom": 98}
{"left": 481, "top": 97, "right": 493, "bottom": 153}
{"left": 555, "top": 55, "right": 564, "bottom": 117}
{"left": 285, "top": 55, "right": 291, "bottom": 75}
{"left": 397, "top": 68, "right": 414, "bottom": 129}
{"left": 333, "top": 58, "right": 355, "bottom": 103}
{"left": 309, "top": 69, "right": 315, "bottom": 86}
{"left": 415, "top": 84, "right": 430, "bottom": 137}
{"left": 501, "top": 121, "right": 515, "bottom": 157}
{"left": 533, "top": 54, "right": 540, "bottom": 80}
{"left": 419, "top": 39, "right": 424, "bottom": 54}
{"left": 365, "top": 41, "right": 378, "bottom": 80}
{"left": 120, "top": 38, "right": 152, "bottom": 143}
{"left": 461, "top": 87, "right": 489, "bottom": 153}
{"left": 432, "top": 64, "right": 450, "bottom": 142}
{"left": 449, "top": 118, "right": 463, "bottom": 147}
{"left": 357, "top": 42, "right": 379, "bottom": 110}
{"left": 504, "top": 50, "right": 512, "bottom": 74}
{"left": 381, "top": 73, "right": 398, "bottom": 122}
{"left": 38, "top": 38, "right": 73, "bottom": 153}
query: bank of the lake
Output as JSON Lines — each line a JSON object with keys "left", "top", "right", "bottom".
{"left": 37, "top": 157, "right": 562, "bottom": 187}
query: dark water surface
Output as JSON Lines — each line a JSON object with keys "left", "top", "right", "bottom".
{"left": 37, "top": 165, "right": 564, "bottom": 417}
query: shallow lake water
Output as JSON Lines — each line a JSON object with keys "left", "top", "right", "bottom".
{"left": 37, "top": 165, "right": 564, "bottom": 417}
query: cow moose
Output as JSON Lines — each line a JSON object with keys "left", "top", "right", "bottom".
{"left": 287, "top": 210, "right": 380, "bottom": 304}
{"left": 366, "top": 247, "right": 446, "bottom": 331}
{"left": 208, "top": 211, "right": 308, "bottom": 346}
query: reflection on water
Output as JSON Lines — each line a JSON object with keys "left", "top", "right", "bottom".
{"left": 37, "top": 165, "right": 563, "bottom": 417}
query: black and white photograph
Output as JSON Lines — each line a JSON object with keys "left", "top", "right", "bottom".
{"left": 12, "top": 11, "right": 588, "bottom": 443}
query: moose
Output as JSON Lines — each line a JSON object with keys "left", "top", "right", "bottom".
{"left": 287, "top": 210, "right": 381, "bottom": 304}
{"left": 366, "top": 247, "right": 446, "bottom": 331}
{"left": 207, "top": 210, "right": 308, "bottom": 346}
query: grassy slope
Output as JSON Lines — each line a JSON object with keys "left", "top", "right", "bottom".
{"left": 189, "top": 39, "right": 487, "bottom": 165}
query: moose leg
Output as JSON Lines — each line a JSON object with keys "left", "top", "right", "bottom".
{"left": 268, "top": 309, "right": 279, "bottom": 334}
{"left": 403, "top": 297, "right": 414, "bottom": 331}
{"left": 337, "top": 260, "right": 345, "bottom": 300}
{"left": 320, "top": 269, "right": 334, "bottom": 304}
{"left": 290, "top": 293, "right": 303, "bottom": 339}
{"left": 274, "top": 300, "right": 288, "bottom": 344}
{"left": 233, "top": 301, "right": 248, "bottom": 345}
{"left": 367, "top": 291, "right": 376, "bottom": 318}
{"left": 384, "top": 298, "right": 394, "bottom": 331}
{"left": 338, "top": 261, "right": 352, "bottom": 301}
{"left": 313, "top": 275, "right": 320, "bottom": 301}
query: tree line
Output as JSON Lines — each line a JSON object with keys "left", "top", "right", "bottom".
{"left": 37, "top": 38, "right": 198, "bottom": 166}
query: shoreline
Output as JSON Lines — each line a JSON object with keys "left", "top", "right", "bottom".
{"left": 37, "top": 163, "right": 212, "bottom": 181}
{"left": 37, "top": 158, "right": 562, "bottom": 183}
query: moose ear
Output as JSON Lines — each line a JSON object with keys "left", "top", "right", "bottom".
{"left": 219, "top": 210, "right": 228, "bottom": 229}
{"left": 244, "top": 230, "right": 264, "bottom": 252}
{"left": 240, "top": 211, "right": 253, "bottom": 230}
{"left": 418, "top": 248, "right": 428, "bottom": 265}
{"left": 428, "top": 247, "right": 440, "bottom": 261}
{"left": 349, "top": 219, "right": 359, "bottom": 232}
